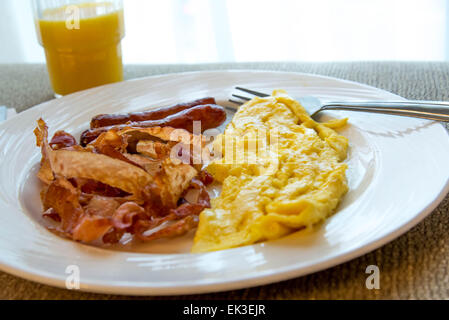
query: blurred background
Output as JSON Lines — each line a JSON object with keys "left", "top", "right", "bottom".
{"left": 1, "top": 0, "right": 448, "bottom": 64}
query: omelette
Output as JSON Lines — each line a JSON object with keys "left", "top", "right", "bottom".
{"left": 192, "top": 90, "right": 348, "bottom": 253}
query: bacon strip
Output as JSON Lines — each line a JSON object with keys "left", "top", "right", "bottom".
{"left": 35, "top": 117, "right": 214, "bottom": 245}
{"left": 49, "top": 149, "right": 154, "bottom": 201}
{"left": 136, "top": 215, "right": 199, "bottom": 242}
{"left": 49, "top": 131, "right": 77, "bottom": 150}
{"left": 112, "top": 202, "right": 146, "bottom": 229}
{"left": 34, "top": 119, "right": 54, "bottom": 184}
{"left": 42, "top": 177, "right": 84, "bottom": 233}
{"left": 134, "top": 178, "right": 210, "bottom": 241}
{"left": 72, "top": 216, "right": 112, "bottom": 243}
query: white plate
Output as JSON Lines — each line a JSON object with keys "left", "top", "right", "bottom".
{"left": 0, "top": 70, "right": 448, "bottom": 295}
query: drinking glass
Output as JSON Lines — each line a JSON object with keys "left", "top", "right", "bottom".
{"left": 32, "top": 0, "right": 125, "bottom": 96}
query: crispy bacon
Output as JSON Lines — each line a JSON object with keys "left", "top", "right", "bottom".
{"left": 72, "top": 216, "right": 112, "bottom": 242}
{"left": 35, "top": 115, "right": 216, "bottom": 246}
{"left": 94, "top": 144, "right": 145, "bottom": 169}
{"left": 134, "top": 178, "right": 210, "bottom": 241}
{"left": 112, "top": 202, "right": 146, "bottom": 229}
{"left": 84, "top": 196, "right": 120, "bottom": 217}
{"left": 102, "top": 229, "right": 125, "bottom": 244}
{"left": 43, "top": 208, "right": 61, "bottom": 222}
{"left": 197, "top": 170, "right": 214, "bottom": 186}
{"left": 90, "top": 130, "right": 145, "bottom": 169}
{"left": 42, "top": 177, "right": 84, "bottom": 233}
{"left": 73, "top": 179, "right": 131, "bottom": 198}
{"left": 49, "top": 131, "right": 77, "bottom": 150}
{"left": 135, "top": 215, "right": 199, "bottom": 241}
{"left": 34, "top": 119, "right": 54, "bottom": 184}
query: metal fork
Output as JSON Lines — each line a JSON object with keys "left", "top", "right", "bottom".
{"left": 229, "top": 87, "right": 449, "bottom": 122}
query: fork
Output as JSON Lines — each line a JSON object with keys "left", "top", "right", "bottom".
{"left": 229, "top": 87, "right": 449, "bottom": 122}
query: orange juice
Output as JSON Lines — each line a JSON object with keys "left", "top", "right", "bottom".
{"left": 36, "top": 2, "right": 125, "bottom": 95}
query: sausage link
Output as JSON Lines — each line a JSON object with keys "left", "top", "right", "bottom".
{"left": 81, "top": 104, "right": 227, "bottom": 146}
{"left": 90, "top": 97, "right": 216, "bottom": 129}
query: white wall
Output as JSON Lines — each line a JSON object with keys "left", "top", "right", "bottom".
{"left": 0, "top": 0, "right": 448, "bottom": 64}
{"left": 0, "top": 0, "right": 45, "bottom": 63}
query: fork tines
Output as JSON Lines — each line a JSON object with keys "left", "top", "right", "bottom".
{"left": 229, "top": 87, "right": 270, "bottom": 105}
{"left": 235, "top": 87, "right": 270, "bottom": 97}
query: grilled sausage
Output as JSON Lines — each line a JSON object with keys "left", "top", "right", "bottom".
{"left": 90, "top": 97, "right": 216, "bottom": 129}
{"left": 81, "top": 104, "right": 227, "bottom": 146}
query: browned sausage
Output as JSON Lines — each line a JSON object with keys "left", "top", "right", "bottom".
{"left": 90, "top": 97, "right": 216, "bottom": 129}
{"left": 81, "top": 104, "right": 227, "bottom": 146}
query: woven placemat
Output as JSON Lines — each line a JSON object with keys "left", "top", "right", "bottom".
{"left": 0, "top": 62, "right": 448, "bottom": 299}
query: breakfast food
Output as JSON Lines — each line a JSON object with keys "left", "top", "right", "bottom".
{"left": 81, "top": 104, "right": 227, "bottom": 146}
{"left": 34, "top": 99, "right": 225, "bottom": 244}
{"left": 192, "top": 90, "right": 348, "bottom": 252}
{"left": 34, "top": 91, "right": 349, "bottom": 251}
{"left": 90, "top": 97, "right": 216, "bottom": 128}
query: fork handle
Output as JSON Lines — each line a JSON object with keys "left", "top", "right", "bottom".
{"left": 321, "top": 101, "right": 449, "bottom": 122}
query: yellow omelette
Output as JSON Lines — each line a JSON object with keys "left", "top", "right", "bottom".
{"left": 192, "top": 90, "right": 348, "bottom": 253}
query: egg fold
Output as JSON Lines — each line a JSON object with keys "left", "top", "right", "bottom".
{"left": 192, "top": 90, "right": 348, "bottom": 253}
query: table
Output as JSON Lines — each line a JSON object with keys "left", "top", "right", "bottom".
{"left": 1, "top": 62, "right": 448, "bottom": 299}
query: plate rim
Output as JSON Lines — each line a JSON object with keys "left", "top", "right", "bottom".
{"left": 1, "top": 69, "right": 448, "bottom": 295}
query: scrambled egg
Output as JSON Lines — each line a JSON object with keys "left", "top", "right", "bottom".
{"left": 192, "top": 90, "right": 348, "bottom": 253}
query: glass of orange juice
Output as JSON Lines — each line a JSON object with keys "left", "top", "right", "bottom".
{"left": 32, "top": 0, "right": 125, "bottom": 96}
